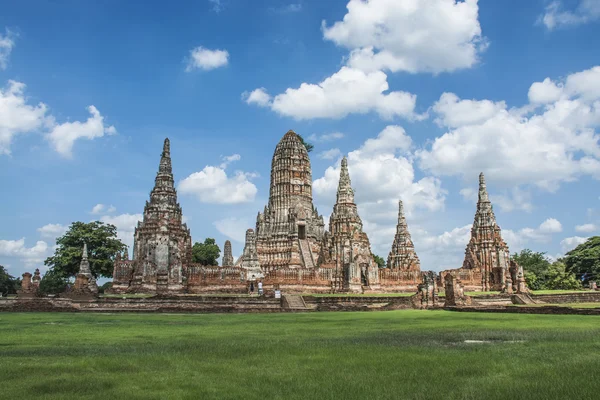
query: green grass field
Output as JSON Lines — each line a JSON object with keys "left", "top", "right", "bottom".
{"left": 1, "top": 311, "right": 599, "bottom": 400}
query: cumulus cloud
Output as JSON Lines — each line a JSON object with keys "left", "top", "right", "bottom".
{"left": 209, "top": 0, "right": 224, "bottom": 13}
{"left": 314, "top": 125, "right": 445, "bottom": 238}
{"left": 91, "top": 204, "right": 105, "bottom": 214}
{"left": 213, "top": 217, "right": 252, "bottom": 243}
{"left": 0, "top": 81, "right": 50, "bottom": 155}
{"left": 269, "top": 3, "right": 302, "bottom": 13}
{"left": 560, "top": 236, "right": 588, "bottom": 253}
{"left": 249, "top": 66, "right": 423, "bottom": 121}
{"left": 178, "top": 157, "right": 258, "bottom": 204}
{"left": 0, "top": 238, "right": 49, "bottom": 266}
{"left": 99, "top": 213, "right": 142, "bottom": 250}
{"left": 37, "top": 224, "right": 67, "bottom": 240}
{"left": 241, "top": 88, "right": 272, "bottom": 107}
{"left": 575, "top": 223, "right": 597, "bottom": 233}
{"left": 318, "top": 148, "right": 342, "bottom": 160}
{"left": 322, "top": 0, "right": 487, "bottom": 74}
{"left": 185, "top": 46, "right": 229, "bottom": 71}
{"left": 46, "top": 105, "right": 116, "bottom": 158}
{"left": 219, "top": 154, "right": 241, "bottom": 169}
{"left": 539, "top": 0, "right": 600, "bottom": 30}
{"left": 418, "top": 65, "right": 600, "bottom": 191}
{"left": 0, "top": 29, "right": 16, "bottom": 70}
{"left": 308, "top": 132, "right": 345, "bottom": 142}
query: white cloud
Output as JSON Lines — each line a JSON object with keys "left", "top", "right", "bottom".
{"left": 314, "top": 125, "right": 445, "bottom": 224}
{"left": 100, "top": 213, "right": 142, "bottom": 250}
{"left": 179, "top": 165, "right": 258, "bottom": 204}
{"left": 0, "top": 29, "right": 16, "bottom": 70}
{"left": 46, "top": 105, "right": 117, "bottom": 158}
{"left": 209, "top": 0, "right": 224, "bottom": 13}
{"left": 0, "top": 80, "right": 50, "bottom": 155}
{"left": 185, "top": 46, "right": 229, "bottom": 71}
{"left": 107, "top": 205, "right": 116, "bottom": 213}
{"left": 0, "top": 238, "right": 49, "bottom": 266}
{"left": 575, "top": 223, "right": 597, "bottom": 233}
{"left": 219, "top": 153, "right": 241, "bottom": 169}
{"left": 213, "top": 217, "right": 252, "bottom": 243}
{"left": 91, "top": 204, "right": 105, "bottom": 214}
{"left": 270, "top": 3, "right": 302, "bottom": 13}
{"left": 252, "top": 66, "right": 422, "bottom": 121}
{"left": 37, "top": 223, "right": 67, "bottom": 240}
{"left": 322, "top": 0, "right": 487, "bottom": 74}
{"left": 560, "top": 236, "right": 588, "bottom": 253}
{"left": 418, "top": 65, "right": 600, "bottom": 191}
{"left": 241, "top": 88, "right": 272, "bottom": 107}
{"left": 308, "top": 132, "right": 345, "bottom": 142}
{"left": 539, "top": 218, "right": 563, "bottom": 233}
{"left": 432, "top": 92, "right": 506, "bottom": 128}
{"left": 318, "top": 148, "right": 342, "bottom": 160}
{"left": 539, "top": 0, "right": 600, "bottom": 30}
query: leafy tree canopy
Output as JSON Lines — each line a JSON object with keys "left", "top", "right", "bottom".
{"left": 0, "top": 265, "right": 20, "bottom": 296}
{"left": 513, "top": 249, "right": 581, "bottom": 290}
{"left": 373, "top": 255, "right": 386, "bottom": 268}
{"left": 564, "top": 236, "right": 600, "bottom": 283}
{"left": 44, "top": 221, "right": 127, "bottom": 279}
{"left": 298, "top": 134, "right": 314, "bottom": 153}
{"left": 39, "top": 269, "right": 69, "bottom": 295}
{"left": 192, "top": 238, "right": 221, "bottom": 266}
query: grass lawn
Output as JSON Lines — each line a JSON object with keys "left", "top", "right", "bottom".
{"left": 1, "top": 312, "right": 599, "bottom": 400}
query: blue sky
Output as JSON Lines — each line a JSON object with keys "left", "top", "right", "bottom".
{"left": 1, "top": 0, "right": 600, "bottom": 277}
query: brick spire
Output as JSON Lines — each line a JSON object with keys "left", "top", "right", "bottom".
{"left": 387, "top": 200, "right": 420, "bottom": 271}
{"left": 149, "top": 138, "right": 177, "bottom": 206}
{"left": 336, "top": 156, "right": 355, "bottom": 204}
{"left": 79, "top": 243, "right": 92, "bottom": 275}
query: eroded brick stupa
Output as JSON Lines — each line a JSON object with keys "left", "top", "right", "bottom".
{"left": 442, "top": 173, "right": 523, "bottom": 292}
{"left": 255, "top": 130, "right": 325, "bottom": 271}
{"left": 387, "top": 200, "right": 420, "bottom": 271}
{"left": 319, "top": 157, "right": 379, "bottom": 292}
{"left": 112, "top": 138, "right": 193, "bottom": 293}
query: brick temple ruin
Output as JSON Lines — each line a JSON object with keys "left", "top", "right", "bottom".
{"left": 106, "top": 130, "right": 524, "bottom": 295}
{"left": 440, "top": 173, "right": 527, "bottom": 293}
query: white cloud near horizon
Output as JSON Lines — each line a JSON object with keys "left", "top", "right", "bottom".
{"left": 178, "top": 155, "right": 258, "bottom": 204}
{"left": 37, "top": 223, "right": 68, "bottom": 240}
{"left": 417, "top": 65, "right": 600, "bottom": 192}
{"left": 0, "top": 238, "right": 49, "bottom": 267}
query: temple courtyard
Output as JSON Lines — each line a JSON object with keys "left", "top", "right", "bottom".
{"left": 1, "top": 311, "right": 599, "bottom": 400}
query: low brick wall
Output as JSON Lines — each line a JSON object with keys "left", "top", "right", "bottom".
{"left": 303, "top": 296, "right": 415, "bottom": 311}
{"left": 531, "top": 292, "right": 600, "bottom": 304}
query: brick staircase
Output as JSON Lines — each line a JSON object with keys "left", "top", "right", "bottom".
{"left": 298, "top": 239, "right": 315, "bottom": 269}
{"left": 156, "top": 273, "right": 169, "bottom": 293}
{"left": 282, "top": 294, "right": 308, "bottom": 310}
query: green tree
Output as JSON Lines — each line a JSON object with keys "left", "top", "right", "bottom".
{"left": 99, "top": 281, "right": 113, "bottom": 294}
{"left": 44, "top": 221, "right": 127, "bottom": 279}
{"left": 545, "top": 260, "right": 582, "bottom": 290}
{"left": 298, "top": 134, "right": 314, "bottom": 153}
{"left": 192, "top": 238, "right": 221, "bottom": 266}
{"left": 512, "top": 249, "right": 551, "bottom": 279}
{"left": 0, "top": 265, "right": 20, "bottom": 296}
{"left": 373, "top": 255, "right": 386, "bottom": 268}
{"left": 513, "top": 248, "right": 581, "bottom": 290}
{"left": 564, "top": 236, "right": 600, "bottom": 283}
{"left": 38, "top": 269, "right": 69, "bottom": 295}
